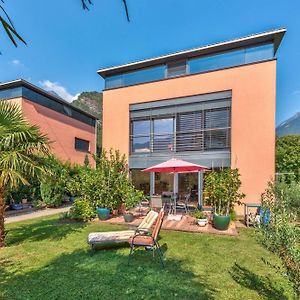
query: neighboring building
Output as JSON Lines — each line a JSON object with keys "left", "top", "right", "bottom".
{"left": 0, "top": 79, "right": 97, "bottom": 165}
{"left": 98, "top": 29, "right": 286, "bottom": 213}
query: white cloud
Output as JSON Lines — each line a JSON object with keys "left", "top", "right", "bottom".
{"left": 10, "top": 59, "right": 22, "bottom": 66}
{"left": 39, "top": 80, "right": 78, "bottom": 102}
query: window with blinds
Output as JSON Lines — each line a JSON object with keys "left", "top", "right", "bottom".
{"left": 176, "top": 111, "right": 204, "bottom": 151}
{"left": 204, "top": 108, "right": 231, "bottom": 150}
{"left": 130, "top": 107, "right": 230, "bottom": 154}
{"left": 167, "top": 60, "right": 187, "bottom": 78}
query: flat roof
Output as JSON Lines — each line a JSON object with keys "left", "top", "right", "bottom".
{"left": 0, "top": 79, "right": 98, "bottom": 120}
{"left": 97, "top": 28, "right": 286, "bottom": 78}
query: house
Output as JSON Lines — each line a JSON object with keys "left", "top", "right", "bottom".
{"left": 0, "top": 79, "right": 97, "bottom": 165}
{"left": 97, "top": 29, "right": 286, "bottom": 213}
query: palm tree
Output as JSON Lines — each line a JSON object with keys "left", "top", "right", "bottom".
{"left": 0, "top": 101, "right": 50, "bottom": 247}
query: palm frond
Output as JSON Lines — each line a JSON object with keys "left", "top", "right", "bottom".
{"left": 0, "top": 102, "right": 51, "bottom": 189}
{"left": 122, "top": 0, "right": 130, "bottom": 22}
{"left": 0, "top": 2, "right": 26, "bottom": 51}
{"left": 81, "top": 0, "right": 93, "bottom": 10}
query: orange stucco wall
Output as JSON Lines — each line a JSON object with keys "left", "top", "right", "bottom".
{"left": 102, "top": 61, "right": 276, "bottom": 211}
{"left": 19, "top": 98, "right": 96, "bottom": 166}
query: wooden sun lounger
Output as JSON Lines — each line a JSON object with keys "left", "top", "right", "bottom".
{"left": 87, "top": 210, "right": 158, "bottom": 252}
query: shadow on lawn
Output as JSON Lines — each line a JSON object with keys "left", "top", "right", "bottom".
{"left": 6, "top": 217, "right": 87, "bottom": 245}
{"left": 230, "top": 263, "right": 288, "bottom": 300}
{"left": 1, "top": 248, "right": 216, "bottom": 299}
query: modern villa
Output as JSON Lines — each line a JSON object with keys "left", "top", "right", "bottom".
{"left": 0, "top": 79, "right": 97, "bottom": 165}
{"left": 98, "top": 28, "right": 286, "bottom": 213}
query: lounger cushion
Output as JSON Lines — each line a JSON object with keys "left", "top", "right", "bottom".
{"left": 128, "top": 235, "right": 154, "bottom": 247}
{"left": 88, "top": 230, "right": 135, "bottom": 246}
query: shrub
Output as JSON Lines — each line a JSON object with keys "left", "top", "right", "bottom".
{"left": 276, "top": 135, "right": 300, "bottom": 182}
{"left": 259, "top": 181, "right": 300, "bottom": 299}
{"left": 40, "top": 156, "right": 82, "bottom": 207}
{"left": 191, "top": 210, "right": 206, "bottom": 219}
{"left": 204, "top": 168, "right": 245, "bottom": 215}
{"left": 40, "top": 181, "right": 64, "bottom": 208}
{"left": 68, "top": 149, "right": 144, "bottom": 218}
{"left": 5, "top": 177, "right": 41, "bottom": 205}
{"left": 79, "top": 149, "right": 144, "bottom": 211}
{"left": 68, "top": 197, "right": 96, "bottom": 221}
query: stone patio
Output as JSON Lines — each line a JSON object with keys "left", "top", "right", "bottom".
{"left": 99, "top": 209, "right": 237, "bottom": 236}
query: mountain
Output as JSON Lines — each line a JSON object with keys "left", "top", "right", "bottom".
{"left": 72, "top": 91, "right": 102, "bottom": 119}
{"left": 71, "top": 92, "right": 102, "bottom": 151}
{"left": 276, "top": 112, "right": 300, "bottom": 136}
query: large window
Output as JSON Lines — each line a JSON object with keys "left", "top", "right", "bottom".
{"left": 105, "top": 65, "right": 165, "bottom": 89}
{"left": 153, "top": 118, "right": 174, "bottom": 152}
{"left": 131, "top": 169, "right": 150, "bottom": 195}
{"left": 155, "top": 173, "right": 173, "bottom": 195}
{"left": 131, "top": 120, "right": 151, "bottom": 153}
{"left": 130, "top": 107, "right": 230, "bottom": 154}
{"left": 204, "top": 108, "right": 231, "bottom": 150}
{"left": 105, "top": 43, "right": 274, "bottom": 89}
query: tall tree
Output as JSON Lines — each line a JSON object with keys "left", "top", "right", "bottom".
{"left": 0, "top": 101, "right": 50, "bottom": 247}
{"left": 0, "top": 0, "right": 130, "bottom": 51}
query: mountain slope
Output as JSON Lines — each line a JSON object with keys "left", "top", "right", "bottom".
{"left": 72, "top": 91, "right": 102, "bottom": 151}
{"left": 72, "top": 91, "right": 102, "bottom": 118}
{"left": 276, "top": 112, "right": 300, "bottom": 136}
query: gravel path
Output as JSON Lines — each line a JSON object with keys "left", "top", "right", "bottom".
{"left": 5, "top": 206, "right": 70, "bottom": 224}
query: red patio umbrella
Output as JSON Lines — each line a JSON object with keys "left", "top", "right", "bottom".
{"left": 143, "top": 158, "right": 209, "bottom": 173}
{"left": 143, "top": 158, "right": 209, "bottom": 215}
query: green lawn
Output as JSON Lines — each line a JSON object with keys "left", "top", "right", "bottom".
{"left": 0, "top": 215, "right": 294, "bottom": 300}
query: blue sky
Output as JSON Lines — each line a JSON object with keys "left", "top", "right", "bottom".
{"left": 0, "top": 0, "right": 299, "bottom": 125}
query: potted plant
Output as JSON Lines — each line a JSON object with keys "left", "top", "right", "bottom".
{"left": 191, "top": 209, "right": 208, "bottom": 227}
{"left": 204, "top": 168, "right": 245, "bottom": 230}
{"left": 123, "top": 186, "right": 144, "bottom": 223}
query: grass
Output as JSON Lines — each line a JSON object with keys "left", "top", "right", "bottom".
{"left": 0, "top": 215, "right": 294, "bottom": 300}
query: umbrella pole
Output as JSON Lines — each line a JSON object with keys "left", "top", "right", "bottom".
{"left": 173, "top": 173, "right": 176, "bottom": 215}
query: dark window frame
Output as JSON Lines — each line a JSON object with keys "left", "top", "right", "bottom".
{"left": 75, "top": 137, "right": 90, "bottom": 153}
{"left": 130, "top": 107, "right": 231, "bottom": 154}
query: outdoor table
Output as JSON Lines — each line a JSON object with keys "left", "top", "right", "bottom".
{"left": 243, "top": 203, "right": 261, "bottom": 227}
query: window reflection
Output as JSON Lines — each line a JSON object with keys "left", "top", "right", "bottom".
{"left": 131, "top": 169, "right": 150, "bottom": 195}
{"left": 131, "top": 120, "right": 150, "bottom": 153}
{"left": 105, "top": 43, "right": 274, "bottom": 89}
{"left": 155, "top": 173, "right": 173, "bottom": 195}
{"left": 178, "top": 173, "right": 198, "bottom": 201}
{"left": 153, "top": 118, "right": 174, "bottom": 152}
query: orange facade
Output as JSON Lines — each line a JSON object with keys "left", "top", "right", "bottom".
{"left": 10, "top": 97, "right": 96, "bottom": 166}
{"left": 102, "top": 60, "right": 276, "bottom": 212}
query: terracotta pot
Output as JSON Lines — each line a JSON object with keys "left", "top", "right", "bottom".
{"left": 118, "top": 203, "right": 126, "bottom": 214}
{"left": 112, "top": 209, "right": 119, "bottom": 216}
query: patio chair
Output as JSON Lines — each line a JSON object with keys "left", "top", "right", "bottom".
{"left": 176, "top": 193, "right": 190, "bottom": 213}
{"left": 128, "top": 209, "right": 165, "bottom": 267}
{"left": 88, "top": 210, "right": 158, "bottom": 253}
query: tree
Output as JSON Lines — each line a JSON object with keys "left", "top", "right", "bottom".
{"left": 84, "top": 154, "right": 90, "bottom": 168}
{"left": 0, "top": 0, "right": 130, "bottom": 51}
{"left": 0, "top": 101, "right": 50, "bottom": 247}
{"left": 276, "top": 135, "right": 300, "bottom": 182}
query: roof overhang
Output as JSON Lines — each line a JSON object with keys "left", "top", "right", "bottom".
{"left": 97, "top": 28, "right": 286, "bottom": 78}
{"left": 0, "top": 79, "right": 98, "bottom": 120}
